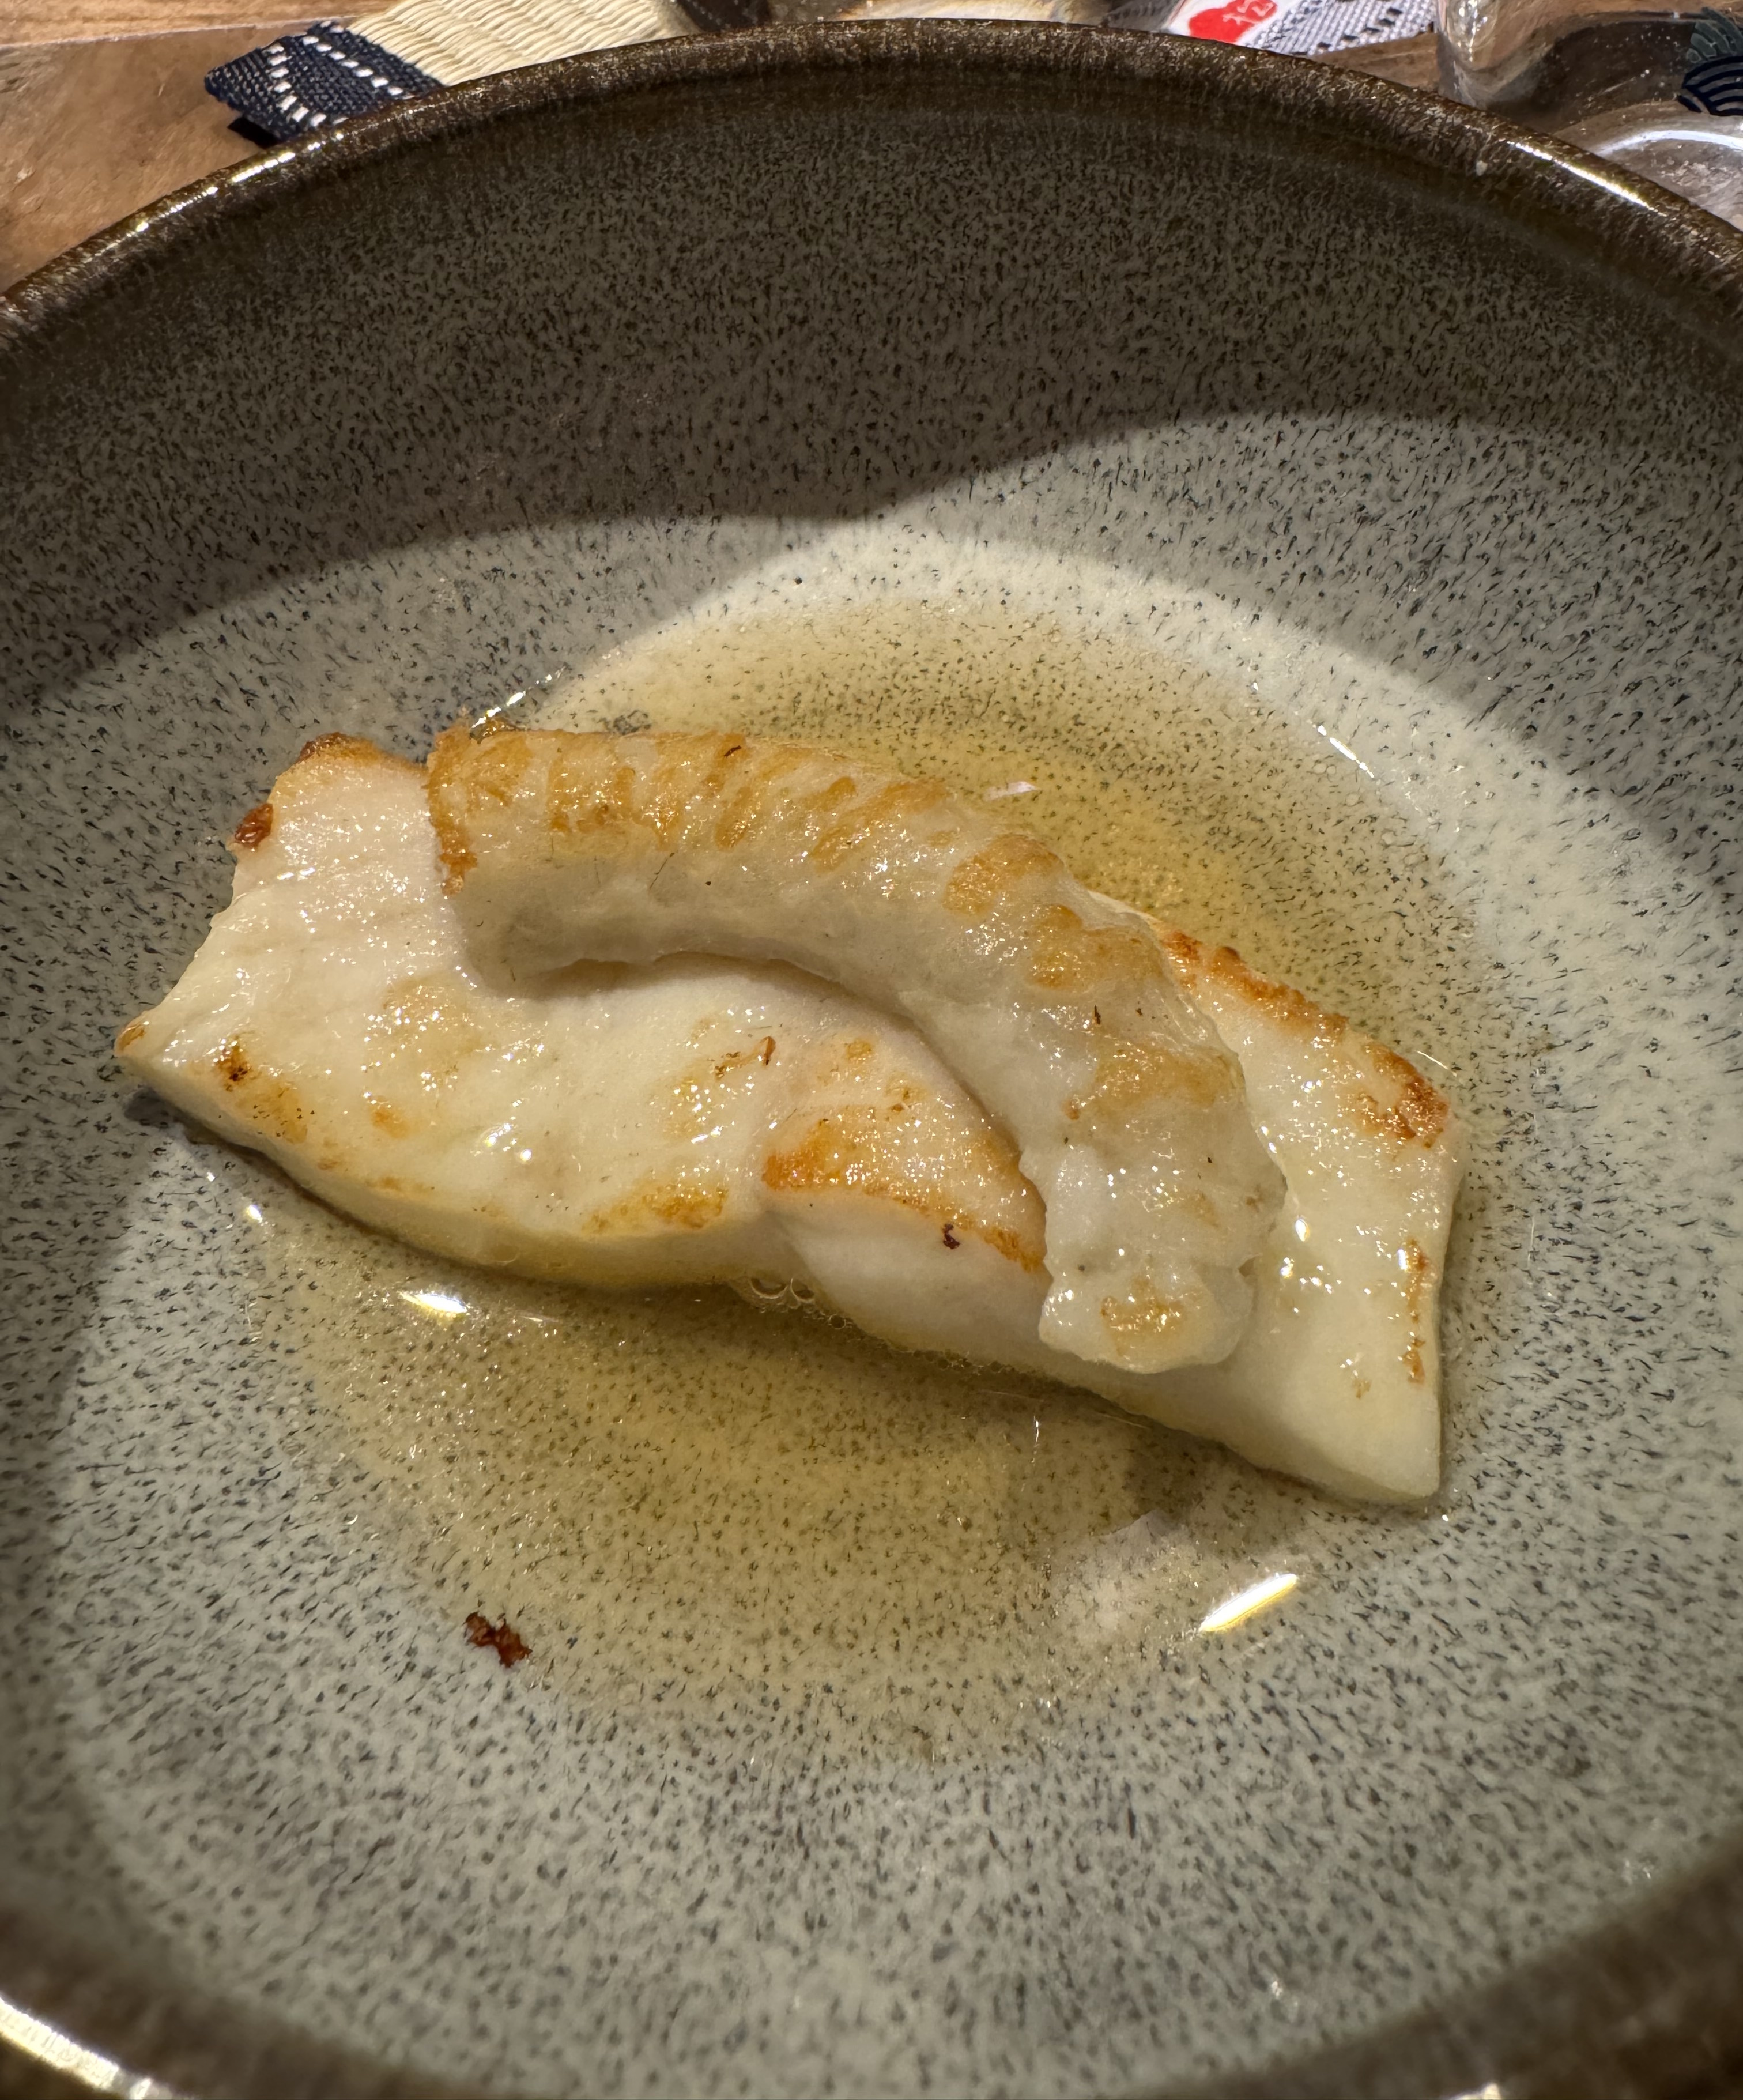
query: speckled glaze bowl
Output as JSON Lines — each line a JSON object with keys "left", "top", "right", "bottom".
{"left": 4, "top": 24, "right": 1743, "bottom": 2100}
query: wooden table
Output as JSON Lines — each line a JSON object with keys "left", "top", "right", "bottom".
{"left": 0, "top": 6, "right": 1436, "bottom": 292}
{"left": 1, "top": 21, "right": 300, "bottom": 288}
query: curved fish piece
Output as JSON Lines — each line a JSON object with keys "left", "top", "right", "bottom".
{"left": 426, "top": 726, "right": 1284, "bottom": 1374}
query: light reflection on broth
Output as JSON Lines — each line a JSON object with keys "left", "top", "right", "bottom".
{"left": 246, "top": 596, "right": 1516, "bottom": 1758}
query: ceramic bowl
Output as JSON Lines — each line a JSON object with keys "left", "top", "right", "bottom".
{"left": 3, "top": 24, "right": 1742, "bottom": 2099}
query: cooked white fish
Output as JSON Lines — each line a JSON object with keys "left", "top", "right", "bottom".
{"left": 119, "top": 734, "right": 1070, "bottom": 1352}
{"left": 118, "top": 734, "right": 1461, "bottom": 1500}
{"left": 427, "top": 726, "right": 1284, "bottom": 1375}
{"left": 1147, "top": 926, "right": 1460, "bottom": 1502}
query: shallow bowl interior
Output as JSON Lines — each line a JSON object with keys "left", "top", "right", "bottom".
{"left": 3, "top": 25, "right": 1742, "bottom": 2100}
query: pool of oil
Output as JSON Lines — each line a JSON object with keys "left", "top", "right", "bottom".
{"left": 244, "top": 594, "right": 1519, "bottom": 1760}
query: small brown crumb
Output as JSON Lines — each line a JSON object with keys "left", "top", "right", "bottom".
{"left": 942, "top": 1221, "right": 960, "bottom": 1249}
{"left": 232, "top": 801, "right": 274, "bottom": 850}
{"left": 759, "top": 1036, "right": 776, "bottom": 1065}
{"left": 465, "top": 1612, "right": 530, "bottom": 1668}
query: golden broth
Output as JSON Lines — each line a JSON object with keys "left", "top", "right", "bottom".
{"left": 246, "top": 596, "right": 1514, "bottom": 1759}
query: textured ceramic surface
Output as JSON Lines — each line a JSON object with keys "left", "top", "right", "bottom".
{"left": 3, "top": 25, "right": 1743, "bottom": 2100}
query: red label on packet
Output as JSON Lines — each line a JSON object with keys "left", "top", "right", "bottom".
{"left": 1164, "top": 0, "right": 1280, "bottom": 40}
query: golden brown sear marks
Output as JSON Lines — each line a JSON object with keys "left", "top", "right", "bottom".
{"left": 1024, "top": 903, "right": 1175, "bottom": 1008}
{"left": 1401, "top": 1235, "right": 1432, "bottom": 1384}
{"left": 583, "top": 1178, "right": 730, "bottom": 1237}
{"left": 365, "top": 975, "right": 489, "bottom": 1098}
{"left": 763, "top": 1106, "right": 1046, "bottom": 1273}
{"left": 228, "top": 736, "right": 416, "bottom": 860}
{"left": 1082, "top": 1035, "right": 1232, "bottom": 1121}
{"left": 429, "top": 730, "right": 1202, "bottom": 1089}
{"left": 1356, "top": 1053, "right": 1451, "bottom": 1148}
{"left": 231, "top": 801, "right": 274, "bottom": 851}
{"left": 1098, "top": 1280, "right": 1188, "bottom": 1355}
{"left": 213, "top": 1035, "right": 308, "bottom": 1147}
{"left": 942, "top": 831, "right": 1063, "bottom": 921}
{"left": 295, "top": 731, "right": 417, "bottom": 775}
{"left": 1157, "top": 921, "right": 1450, "bottom": 1148}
